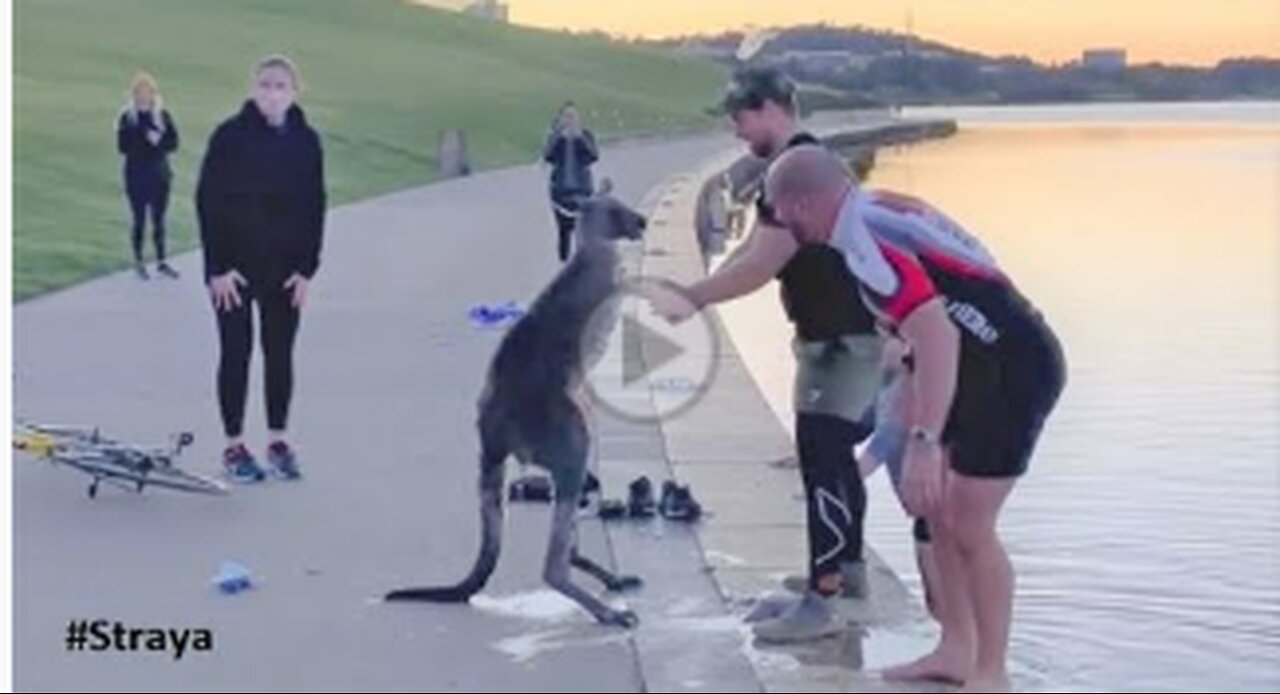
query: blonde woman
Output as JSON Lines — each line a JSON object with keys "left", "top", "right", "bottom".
{"left": 196, "top": 55, "right": 326, "bottom": 483}
{"left": 117, "top": 72, "right": 179, "bottom": 279}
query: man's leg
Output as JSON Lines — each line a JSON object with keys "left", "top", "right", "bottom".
{"left": 947, "top": 474, "right": 1017, "bottom": 693}
{"left": 797, "top": 412, "right": 869, "bottom": 594}
{"left": 793, "top": 336, "right": 883, "bottom": 593}
{"left": 863, "top": 374, "right": 942, "bottom": 621}
{"left": 753, "top": 414, "right": 870, "bottom": 642}
{"left": 886, "top": 321, "right": 1062, "bottom": 687}
{"left": 884, "top": 464, "right": 979, "bottom": 685}
{"left": 950, "top": 326, "right": 1064, "bottom": 692}
{"left": 913, "top": 518, "right": 941, "bottom": 621}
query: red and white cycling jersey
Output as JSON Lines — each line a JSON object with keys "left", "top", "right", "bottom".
{"left": 829, "top": 188, "right": 1030, "bottom": 349}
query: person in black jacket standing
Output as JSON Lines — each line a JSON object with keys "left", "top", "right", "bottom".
{"left": 196, "top": 55, "right": 326, "bottom": 483}
{"left": 542, "top": 102, "right": 598, "bottom": 261}
{"left": 117, "top": 72, "right": 179, "bottom": 280}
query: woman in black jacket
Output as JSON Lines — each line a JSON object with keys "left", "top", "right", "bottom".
{"left": 117, "top": 72, "right": 179, "bottom": 279}
{"left": 196, "top": 55, "right": 326, "bottom": 483}
{"left": 542, "top": 102, "right": 598, "bottom": 261}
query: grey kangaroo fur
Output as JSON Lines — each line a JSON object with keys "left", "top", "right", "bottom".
{"left": 386, "top": 181, "right": 648, "bottom": 628}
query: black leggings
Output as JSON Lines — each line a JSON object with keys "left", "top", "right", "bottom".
{"left": 550, "top": 190, "right": 581, "bottom": 262}
{"left": 127, "top": 180, "right": 170, "bottom": 263}
{"left": 215, "top": 282, "right": 300, "bottom": 439}
{"left": 796, "top": 412, "right": 871, "bottom": 588}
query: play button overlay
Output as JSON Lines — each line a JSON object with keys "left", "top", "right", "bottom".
{"left": 621, "top": 315, "right": 683, "bottom": 385}
{"left": 584, "top": 277, "right": 720, "bottom": 424}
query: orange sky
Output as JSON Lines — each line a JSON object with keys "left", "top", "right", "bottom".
{"left": 438, "top": 1, "right": 1280, "bottom": 66}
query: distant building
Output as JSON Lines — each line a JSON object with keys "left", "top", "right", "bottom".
{"left": 1082, "top": 48, "right": 1127, "bottom": 73}
{"left": 463, "top": 0, "right": 508, "bottom": 23}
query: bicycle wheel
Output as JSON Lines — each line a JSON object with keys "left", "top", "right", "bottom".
{"left": 60, "top": 456, "right": 228, "bottom": 496}
{"left": 140, "top": 464, "right": 230, "bottom": 496}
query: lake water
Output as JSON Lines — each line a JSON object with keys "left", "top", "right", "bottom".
{"left": 714, "top": 102, "right": 1280, "bottom": 692}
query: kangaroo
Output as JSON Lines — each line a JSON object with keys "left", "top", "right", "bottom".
{"left": 386, "top": 181, "right": 647, "bottom": 628}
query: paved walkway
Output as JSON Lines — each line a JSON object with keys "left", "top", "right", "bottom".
{"left": 14, "top": 120, "right": 942, "bottom": 692}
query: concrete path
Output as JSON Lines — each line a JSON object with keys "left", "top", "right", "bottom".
{"left": 13, "top": 132, "right": 743, "bottom": 692}
{"left": 13, "top": 118, "right": 942, "bottom": 693}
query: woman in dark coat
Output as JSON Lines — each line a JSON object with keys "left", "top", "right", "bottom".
{"left": 542, "top": 101, "right": 599, "bottom": 261}
{"left": 196, "top": 54, "right": 326, "bottom": 483}
{"left": 117, "top": 71, "right": 179, "bottom": 279}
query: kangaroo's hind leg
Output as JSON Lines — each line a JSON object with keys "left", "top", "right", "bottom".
{"left": 535, "top": 403, "right": 638, "bottom": 627}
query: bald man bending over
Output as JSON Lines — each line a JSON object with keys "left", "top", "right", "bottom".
{"left": 764, "top": 145, "right": 1067, "bottom": 693}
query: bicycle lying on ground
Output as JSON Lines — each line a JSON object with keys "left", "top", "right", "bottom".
{"left": 13, "top": 422, "right": 228, "bottom": 499}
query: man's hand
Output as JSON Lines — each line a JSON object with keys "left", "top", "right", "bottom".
{"left": 641, "top": 281, "right": 698, "bottom": 325}
{"left": 901, "top": 436, "right": 945, "bottom": 518}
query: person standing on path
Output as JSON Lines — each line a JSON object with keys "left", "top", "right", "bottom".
{"left": 117, "top": 71, "right": 180, "bottom": 280}
{"left": 645, "top": 68, "right": 888, "bottom": 643}
{"left": 196, "top": 54, "right": 326, "bottom": 483}
{"left": 543, "top": 101, "right": 599, "bottom": 262}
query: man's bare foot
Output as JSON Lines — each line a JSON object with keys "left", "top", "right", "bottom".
{"left": 958, "top": 673, "right": 1012, "bottom": 692}
{"left": 881, "top": 648, "right": 974, "bottom": 685}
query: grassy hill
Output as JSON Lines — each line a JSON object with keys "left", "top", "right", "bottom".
{"left": 13, "top": 0, "right": 725, "bottom": 299}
